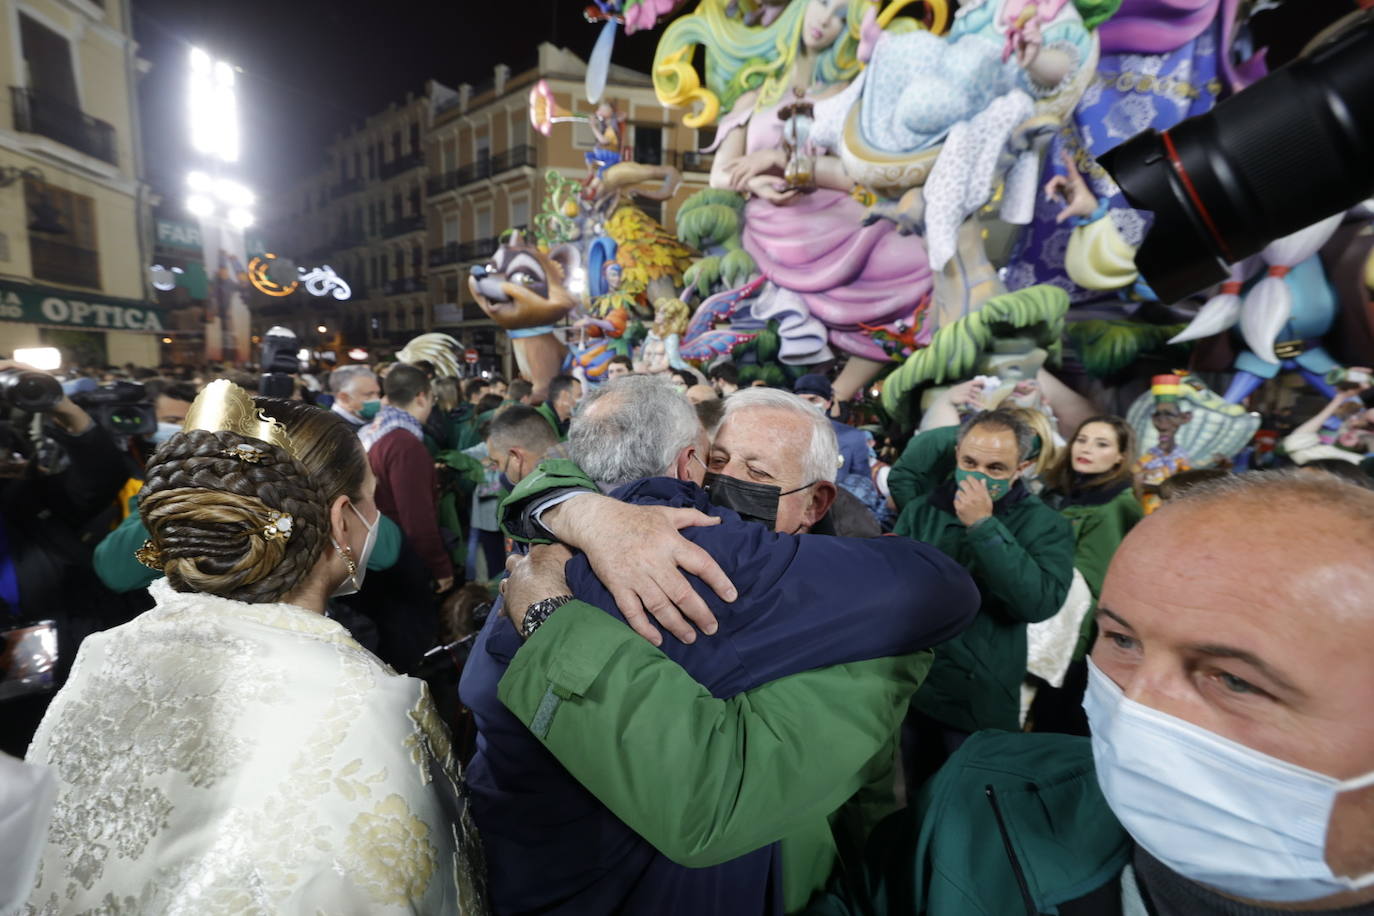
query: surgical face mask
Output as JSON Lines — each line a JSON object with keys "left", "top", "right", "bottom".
{"left": 329, "top": 502, "right": 380, "bottom": 597}
{"left": 954, "top": 467, "right": 1014, "bottom": 501}
{"left": 149, "top": 421, "right": 181, "bottom": 446}
{"left": 1083, "top": 659, "right": 1374, "bottom": 903}
{"left": 703, "top": 471, "right": 814, "bottom": 531}
{"left": 358, "top": 399, "right": 382, "bottom": 421}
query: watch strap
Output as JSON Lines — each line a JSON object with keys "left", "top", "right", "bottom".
{"left": 521, "top": 594, "right": 575, "bottom": 639}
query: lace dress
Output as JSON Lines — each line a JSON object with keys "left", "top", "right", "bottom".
{"left": 24, "top": 578, "right": 487, "bottom": 915}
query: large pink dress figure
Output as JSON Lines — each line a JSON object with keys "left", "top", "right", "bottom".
{"left": 725, "top": 93, "right": 934, "bottom": 363}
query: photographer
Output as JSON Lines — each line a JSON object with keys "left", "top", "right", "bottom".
{"left": 0, "top": 361, "right": 128, "bottom": 755}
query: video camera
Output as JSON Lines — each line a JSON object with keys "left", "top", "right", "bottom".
{"left": 1098, "top": 10, "right": 1374, "bottom": 303}
{"left": 0, "top": 367, "right": 63, "bottom": 413}
{"left": 69, "top": 381, "right": 155, "bottom": 438}
{"left": 259, "top": 327, "right": 299, "bottom": 399}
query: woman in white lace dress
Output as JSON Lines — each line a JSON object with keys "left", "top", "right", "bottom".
{"left": 24, "top": 380, "right": 487, "bottom": 915}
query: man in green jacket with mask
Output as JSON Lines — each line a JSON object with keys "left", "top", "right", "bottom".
{"left": 889, "top": 409, "right": 1074, "bottom": 780}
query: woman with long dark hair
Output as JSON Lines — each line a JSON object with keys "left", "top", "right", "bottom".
{"left": 1031, "top": 415, "right": 1143, "bottom": 734}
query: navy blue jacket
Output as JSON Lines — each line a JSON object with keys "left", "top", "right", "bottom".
{"left": 832, "top": 419, "right": 872, "bottom": 483}
{"left": 459, "top": 478, "right": 979, "bottom": 916}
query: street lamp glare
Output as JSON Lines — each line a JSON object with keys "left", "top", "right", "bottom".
{"left": 316, "top": 325, "right": 328, "bottom": 334}
{"left": 186, "top": 194, "right": 215, "bottom": 218}
{"left": 187, "top": 170, "right": 213, "bottom": 192}
{"left": 226, "top": 208, "right": 255, "bottom": 229}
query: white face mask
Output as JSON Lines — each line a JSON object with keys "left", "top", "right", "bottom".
{"left": 329, "top": 502, "right": 379, "bottom": 598}
{"left": 1084, "top": 658, "right": 1374, "bottom": 903}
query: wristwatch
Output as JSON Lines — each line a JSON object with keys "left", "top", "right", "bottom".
{"left": 521, "top": 594, "right": 575, "bottom": 640}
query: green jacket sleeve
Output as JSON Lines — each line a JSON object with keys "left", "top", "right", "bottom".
{"left": 1072, "top": 489, "right": 1143, "bottom": 600}
{"left": 92, "top": 496, "right": 159, "bottom": 593}
{"left": 497, "top": 458, "right": 597, "bottom": 543}
{"left": 498, "top": 601, "right": 932, "bottom": 890}
{"left": 887, "top": 425, "right": 960, "bottom": 513}
{"left": 965, "top": 507, "right": 1076, "bottom": 624}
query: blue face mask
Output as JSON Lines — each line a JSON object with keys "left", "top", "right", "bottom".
{"left": 149, "top": 422, "right": 181, "bottom": 446}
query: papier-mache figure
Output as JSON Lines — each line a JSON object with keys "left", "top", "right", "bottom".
{"left": 1134, "top": 374, "right": 1193, "bottom": 515}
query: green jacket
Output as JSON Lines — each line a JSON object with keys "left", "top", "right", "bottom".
{"left": 807, "top": 730, "right": 1131, "bottom": 916}
{"left": 1047, "top": 485, "right": 1143, "bottom": 658}
{"left": 499, "top": 599, "right": 935, "bottom": 914}
{"left": 497, "top": 458, "right": 598, "bottom": 542}
{"left": 93, "top": 493, "right": 404, "bottom": 594}
{"left": 534, "top": 402, "right": 567, "bottom": 441}
{"left": 1050, "top": 485, "right": 1143, "bottom": 602}
{"left": 890, "top": 427, "right": 1075, "bottom": 732}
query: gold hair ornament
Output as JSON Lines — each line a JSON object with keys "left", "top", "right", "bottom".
{"left": 261, "top": 510, "right": 294, "bottom": 543}
{"left": 134, "top": 540, "right": 164, "bottom": 570}
{"left": 183, "top": 379, "right": 298, "bottom": 459}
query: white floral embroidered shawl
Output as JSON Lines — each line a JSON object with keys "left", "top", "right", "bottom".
{"left": 24, "top": 578, "right": 487, "bottom": 915}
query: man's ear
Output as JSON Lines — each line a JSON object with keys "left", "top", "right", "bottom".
{"left": 803, "top": 481, "right": 838, "bottom": 528}
{"left": 1017, "top": 458, "right": 1035, "bottom": 476}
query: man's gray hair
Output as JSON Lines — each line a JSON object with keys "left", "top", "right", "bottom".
{"left": 958, "top": 408, "right": 1036, "bottom": 462}
{"left": 721, "top": 387, "right": 840, "bottom": 483}
{"left": 569, "top": 375, "right": 701, "bottom": 489}
{"left": 330, "top": 364, "right": 376, "bottom": 396}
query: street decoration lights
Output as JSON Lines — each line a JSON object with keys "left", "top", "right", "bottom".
{"left": 186, "top": 46, "right": 254, "bottom": 362}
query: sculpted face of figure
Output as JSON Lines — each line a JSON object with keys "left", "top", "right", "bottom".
{"left": 1151, "top": 402, "right": 1191, "bottom": 449}
{"left": 1094, "top": 489, "right": 1374, "bottom": 907}
{"left": 802, "top": 0, "right": 848, "bottom": 52}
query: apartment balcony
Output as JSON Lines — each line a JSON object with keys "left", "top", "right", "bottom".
{"left": 10, "top": 87, "right": 117, "bottom": 166}
{"left": 429, "top": 242, "right": 462, "bottom": 268}
{"left": 30, "top": 236, "right": 100, "bottom": 289}
{"left": 491, "top": 144, "right": 537, "bottom": 175}
{"left": 456, "top": 158, "right": 492, "bottom": 187}
{"left": 381, "top": 214, "right": 425, "bottom": 239}
{"left": 383, "top": 276, "right": 427, "bottom": 296}
{"left": 461, "top": 237, "right": 497, "bottom": 263}
{"left": 331, "top": 176, "right": 365, "bottom": 199}
{"left": 426, "top": 171, "right": 460, "bottom": 197}
{"left": 379, "top": 151, "right": 424, "bottom": 181}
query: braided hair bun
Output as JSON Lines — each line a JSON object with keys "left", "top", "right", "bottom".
{"left": 139, "top": 428, "right": 329, "bottom": 604}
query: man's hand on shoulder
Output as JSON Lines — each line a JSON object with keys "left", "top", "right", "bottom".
{"left": 541, "top": 494, "right": 737, "bottom": 648}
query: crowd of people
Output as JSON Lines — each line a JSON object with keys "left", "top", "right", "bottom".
{"left": 2, "top": 352, "right": 1372, "bottom": 915}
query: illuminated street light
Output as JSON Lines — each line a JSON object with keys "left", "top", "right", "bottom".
{"left": 186, "top": 194, "right": 214, "bottom": 217}
{"left": 187, "top": 170, "right": 213, "bottom": 192}
{"left": 226, "top": 208, "right": 254, "bottom": 229}
{"left": 189, "top": 47, "right": 239, "bottom": 163}
{"left": 316, "top": 325, "right": 328, "bottom": 334}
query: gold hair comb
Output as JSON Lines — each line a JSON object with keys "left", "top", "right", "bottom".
{"left": 135, "top": 540, "right": 164, "bottom": 570}
{"left": 183, "top": 379, "right": 297, "bottom": 459}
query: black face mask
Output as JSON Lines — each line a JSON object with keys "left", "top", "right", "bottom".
{"left": 703, "top": 472, "right": 814, "bottom": 531}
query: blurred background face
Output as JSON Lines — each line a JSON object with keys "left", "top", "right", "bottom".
{"left": 1072, "top": 421, "right": 1124, "bottom": 475}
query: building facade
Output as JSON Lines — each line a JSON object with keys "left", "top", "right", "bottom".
{"left": 0, "top": 0, "right": 158, "bottom": 369}
{"left": 263, "top": 43, "right": 713, "bottom": 377}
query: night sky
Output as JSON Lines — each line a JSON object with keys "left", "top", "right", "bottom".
{"left": 130, "top": 0, "right": 1352, "bottom": 199}
{"left": 131, "top": 0, "right": 670, "bottom": 195}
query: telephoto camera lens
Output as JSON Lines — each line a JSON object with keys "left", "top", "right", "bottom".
{"left": 0, "top": 367, "right": 63, "bottom": 413}
{"left": 1097, "top": 10, "right": 1374, "bottom": 303}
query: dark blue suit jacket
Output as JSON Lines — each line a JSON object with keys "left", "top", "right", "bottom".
{"left": 460, "top": 478, "right": 978, "bottom": 915}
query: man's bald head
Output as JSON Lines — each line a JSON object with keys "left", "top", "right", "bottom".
{"left": 1095, "top": 470, "right": 1374, "bottom": 903}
